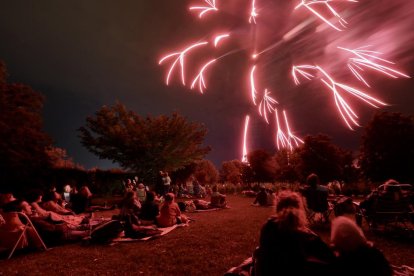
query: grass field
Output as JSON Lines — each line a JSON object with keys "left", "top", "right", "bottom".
{"left": 1, "top": 195, "right": 413, "bottom": 275}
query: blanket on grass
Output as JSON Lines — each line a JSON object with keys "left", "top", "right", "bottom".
{"left": 112, "top": 223, "right": 188, "bottom": 242}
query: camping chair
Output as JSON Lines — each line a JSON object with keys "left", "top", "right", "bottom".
{"left": 303, "top": 189, "right": 333, "bottom": 225}
{"left": 356, "top": 190, "right": 414, "bottom": 233}
{"left": 5, "top": 212, "right": 48, "bottom": 259}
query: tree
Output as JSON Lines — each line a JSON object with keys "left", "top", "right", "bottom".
{"left": 247, "top": 149, "right": 278, "bottom": 183}
{"left": 360, "top": 112, "right": 414, "bottom": 183}
{"left": 220, "top": 159, "right": 244, "bottom": 184}
{"left": 46, "top": 146, "right": 84, "bottom": 170}
{"left": 0, "top": 62, "right": 52, "bottom": 191}
{"left": 295, "top": 134, "right": 351, "bottom": 183}
{"left": 193, "top": 159, "right": 219, "bottom": 185}
{"left": 78, "top": 103, "right": 211, "bottom": 184}
{"left": 274, "top": 149, "right": 300, "bottom": 182}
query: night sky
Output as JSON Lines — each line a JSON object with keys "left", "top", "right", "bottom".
{"left": 0, "top": 0, "right": 413, "bottom": 169}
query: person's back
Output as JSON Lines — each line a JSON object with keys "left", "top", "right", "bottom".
{"left": 254, "top": 191, "right": 335, "bottom": 276}
{"left": 302, "top": 174, "right": 329, "bottom": 213}
{"left": 331, "top": 216, "right": 392, "bottom": 276}
{"left": 139, "top": 192, "right": 159, "bottom": 223}
{"left": 254, "top": 188, "right": 268, "bottom": 206}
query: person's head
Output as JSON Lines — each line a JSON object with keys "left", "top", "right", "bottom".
{"left": 0, "top": 193, "right": 16, "bottom": 207}
{"left": 146, "top": 191, "right": 155, "bottom": 202}
{"left": 260, "top": 187, "right": 266, "bottom": 192}
{"left": 43, "top": 191, "right": 59, "bottom": 202}
{"left": 2, "top": 199, "right": 23, "bottom": 213}
{"left": 138, "top": 183, "right": 145, "bottom": 190}
{"left": 63, "top": 184, "right": 72, "bottom": 193}
{"left": 164, "top": 172, "right": 169, "bottom": 177}
{"left": 20, "top": 201, "right": 33, "bottom": 215}
{"left": 275, "top": 191, "right": 308, "bottom": 231}
{"left": 331, "top": 216, "right": 367, "bottom": 253}
{"left": 164, "top": 193, "right": 175, "bottom": 203}
{"left": 212, "top": 185, "right": 218, "bottom": 193}
{"left": 306, "top": 173, "right": 319, "bottom": 188}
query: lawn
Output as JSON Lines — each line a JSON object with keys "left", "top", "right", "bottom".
{"left": 1, "top": 195, "right": 413, "bottom": 275}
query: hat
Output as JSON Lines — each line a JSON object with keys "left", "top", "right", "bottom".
{"left": 331, "top": 216, "right": 367, "bottom": 253}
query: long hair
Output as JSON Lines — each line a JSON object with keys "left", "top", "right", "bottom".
{"left": 275, "top": 191, "right": 308, "bottom": 231}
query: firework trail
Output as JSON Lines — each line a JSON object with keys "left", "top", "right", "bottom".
{"left": 292, "top": 64, "right": 387, "bottom": 129}
{"left": 159, "top": 0, "right": 412, "bottom": 161}
{"left": 242, "top": 115, "right": 250, "bottom": 163}
{"left": 189, "top": 0, "right": 218, "bottom": 18}
{"left": 275, "top": 110, "right": 303, "bottom": 151}
{"left": 159, "top": 41, "right": 208, "bottom": 85}
{"left": 258, "top": 89, "right": 278, "bottom": 124}
{"left": 338, "top": 46, "right": 410, "bottom": 87}
{"left": 190, "top": 59, "right": 217, "bottom": 93}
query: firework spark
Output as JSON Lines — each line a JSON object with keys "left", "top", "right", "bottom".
{"left": 213, "top": 34, "right": 230, "bottom": 47}
{"left": 338, "top": 46, "right": 410, "bottom": 87}
{"left": 159, "top": 41, "right": 208, "bottom": 85}
{"left": 242, "top": 115, "right": 250, "bottom": 163}
{"left": 292, "top": 65, "right": 387, "bottom": 129}
{"left": 295, "top": 0, "right": 357, "bottom": 31}
{"left": 283, "top": 110, "right": 304, "bottom": 150}
{"left": 258, "top": 89, "right": 278, "bottom": 124}
{"left": 250, "top": 66, "right": 258, "bottom": 105}
{"left": 275, "top": 110, "right": 303, "bottom": 151}
{"left": 190, "top": 59, "right": 216, "bottom": 93}
{"left": 189, "top": 0, "right": 218, "bottom": 18}
{"left": 249, "top": 0, "right": 258, "bottom": 24}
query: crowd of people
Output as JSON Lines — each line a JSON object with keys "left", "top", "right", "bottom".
{"left": 1, "top": 173, "right": 411, "bottom": 275}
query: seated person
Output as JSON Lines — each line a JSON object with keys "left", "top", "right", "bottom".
{"left": 253, "top": 187, "right": 269, "bottom": 206}
{"left": 254, "top": 191, "right": 335, "bottom": 275}
{"left": 42, "top": 191, "right": 74, "bottom": 215}
{"left": 119, "top": 191, "right": 141, "bottom": 219}
{"left": 62, "top": 184, "right": 72, "bottom": 207}
{"left": 27, "top": 191, "right": 85, "bottom": 228}
{"left": 301, "top": 173, "right": 329, "bottom": 214}
{"left": 136, "top": 183, "right": 147, "bottom": 203}
{"left": 0, "top": 199, "right": 45, "bottom": 252}
{"left": 210, "top": 185, "right": 228, "bottom": 208}
{"left": 18, "top": 200, "right": 88, "bottom": 245}
{"left": 139, "top": 191, "right": 159, "bottom": 225}
{"left": 71, "top": 186, "right": 113, "bottom": 214}
{"left": 331, "top": 216, "right": 392, "bottom": 276}
{"left": 157, "top": 193, "right": 187, "bottom": 227}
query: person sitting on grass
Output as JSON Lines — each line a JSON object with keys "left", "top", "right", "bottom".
{"left": 330, "top": 216, "right": 392, "bottom": 276}
{"left": 157, "top": 193, "right": 188, "bottom": 227}
{"left": 254, "top": 191, "right": 335, "bottom": 275}
{"left": 210, "top": 185, "right": 228, "bottom": 208}
{"left": 139, "top": 191, "right": 159, "bottom": 225}
{"left": 119, "top": 191, "right": 141, "bottom": 219}
{"left": 71, "top": 186, "right": 114, "bottom": 214}
{"left": 253, "top": 187, "right": 269, "bottom": 206}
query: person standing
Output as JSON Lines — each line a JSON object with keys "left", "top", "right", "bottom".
{"left": 162, "top": 172, "right": 172, "bottom": 196}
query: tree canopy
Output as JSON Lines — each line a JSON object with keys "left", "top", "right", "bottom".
{"left": 247, "top": 149, "right": 278, "bottom": 183}
{"left": 0, "top": 61, "right": 52, "bottom": 190}
{"left": 78, "top": 103, "right": 211, "bottom": 184}
{"left": 360, "top": 112, "right": 414, "bottom": 183}
{"left": 295, "top": 134, "right": 352, "bottom": 183}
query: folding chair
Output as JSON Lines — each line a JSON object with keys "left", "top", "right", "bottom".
{"left": 303, "top": 189, "right": 333, "bottom": 225}
{"left": 6, "top": 212, "right": 48, "bottom": 259}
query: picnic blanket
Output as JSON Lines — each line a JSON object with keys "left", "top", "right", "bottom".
{"left": 112, "top": 223, "right": 188, "bottom": 242}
